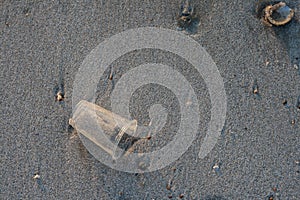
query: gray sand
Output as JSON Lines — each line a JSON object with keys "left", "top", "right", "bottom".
{"left": 1, "top": 0, "right": 299, "bottom": 199}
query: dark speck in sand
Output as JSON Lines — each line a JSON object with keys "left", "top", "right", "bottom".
{"left": 177, "top": 0, "right": 199, "bottom": 34}
{"left": 296, "top": 96, "right": 300, "bottom": 109}
{"left": 282, "top": 99, "right": 287, "bottom": 106}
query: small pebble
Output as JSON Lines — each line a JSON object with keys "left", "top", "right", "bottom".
{"left": 291, "top": 119, "right": 295, "bottom": 125}
{"left": 212, "top": 162, "right": 222, "bottom": 176}
{"left": 24, "top": 8, "right": 30, "bottom": 16}
{"left": 253, "top": 87, "right": 259, "bottom": 94}
{"left": 282, "top": 100, "right": 287, "bottom": 106}
{"left": 252, "top": 79, "right": 259, "bottom": 95}
{"left": 212, "top": 164, "right": 219, "bottom": 170}
{"left": 171, "top": 166, "right": 176, "bottom": 172}
{"left": 166, "top": 184, "right": 171, "bottom": 190}
{"left": 268, "top": 195, "right": 274, "bottom": 200}
{"left": 33, "top": 174, "right": 40, "bottom": 179}
{"left": 56, "top": 91, "right": 64, "bottom": 101}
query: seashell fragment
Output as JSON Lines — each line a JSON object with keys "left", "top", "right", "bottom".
{"left": 263, "top": 2, "right": 294, "bottom": 26}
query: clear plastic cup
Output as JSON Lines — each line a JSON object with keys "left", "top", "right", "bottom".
{"left": 69, "top": 100, "right": 138, "bottom": 160}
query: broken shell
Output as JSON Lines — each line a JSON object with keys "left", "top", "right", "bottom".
{"left": 177, "top": 0, "right": 194, "bottom": 27}
{"left": 264, "top": 2, "right": 294, "bottom": 26}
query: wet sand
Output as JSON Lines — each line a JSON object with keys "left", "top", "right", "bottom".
{"left": 1, "top": 0, "right": 299, "bottom": 199}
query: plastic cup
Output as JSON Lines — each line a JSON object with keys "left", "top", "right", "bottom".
{"left": 69, "top": 100, "right": 138, "bottom": 160}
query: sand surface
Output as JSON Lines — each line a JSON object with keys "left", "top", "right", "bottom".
{"left": 1, "top": 0, "right": 300, "bottom": 199}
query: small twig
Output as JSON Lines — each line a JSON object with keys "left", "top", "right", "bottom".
{"left": 109, "top": 66, "right": 114, "bottom": 80}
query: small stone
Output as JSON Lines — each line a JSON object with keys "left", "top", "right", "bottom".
{"left": 212, "top": 162, "right": 222, "bottom": 176}
{"left": 253, "top": 86, "right": 259, "bottom": 94}
{"left": 252, "top": 79, "right": 259, "bottom": 95}
{"left": 282, "top": 100, "right": 287, "bottom": 106}
{"left": 212, "top": 164, "right": 219, "bottom": 170}
{"left": 171, "top": 166, "right": 176, "bottom": 172}
{"left": 56, "top": 91, "right": 64, "bottom": 101}
{"left": 166, "top": 184, "right": 171, "bottom": 190}
{"left": 24, "top": 8, "right": 30, "bottom": 16}
{"left": 33, "top": 174, "right": 40, "bottom": 179}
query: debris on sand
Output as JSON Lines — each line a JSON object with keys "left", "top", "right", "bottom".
{"left": 55, "top": 91, "right": 64, "bottom": 101}
{"left": 177, "top": 0, "right": 199, "bottom": 33}
{"left": 252, "top": 79, "right": 259, "bottom": 95}
{"left": 212, "top": 162, "right": 222, "bottom": 176}
{"left": 296, "top": 95, "right": 300, "bottom": 110}
{"left": 263, "top": 2, "right": 294, "bottom": 26}
{"left": 177, "top": 0, "right": 194, "bottom": 27}
{"left": 33, "top": 174, "right": 40, "bottom": 179}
